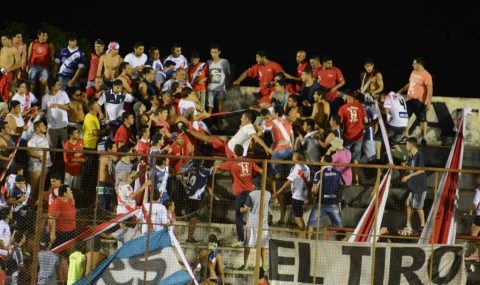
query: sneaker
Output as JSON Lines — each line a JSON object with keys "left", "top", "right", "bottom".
{"left": 230, "top": 240, "right": 244, "bottom": 247}
{"left": 237, "top": 264, "right": 248, "bottom": 271}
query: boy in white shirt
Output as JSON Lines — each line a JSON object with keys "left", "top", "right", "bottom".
{"left": 273, "top": 152, "right": 310, "bottom": 238}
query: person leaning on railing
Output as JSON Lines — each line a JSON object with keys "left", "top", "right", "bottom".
{"left": 48, "top": 185, "right": 76, "bottom": 248}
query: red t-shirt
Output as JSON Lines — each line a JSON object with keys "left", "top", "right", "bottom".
{"left": 218, "top": 161, "right": 260, "bottom": 195}
{"left": 295, "top": 62, "right": 310, "bottom": 93}
{"left": 114, "top": 124, "right": 130, "bottom": 146}
{"left": 338, "top": 101, "right": 366, "bottom": 142}
{"left": 247, "top": 61, "right": 284, "bottom": 98}
{"left": 88, "top": 53, "right": 101, "bottom": 81}
{"left": 317, "top": 67, "right": 344, "bottom": 102}
{"left": 63, "top": 140, "right": 84, "bottom": 176}
{"left": 48, "top": 198, "right": 76, "bottom": 232}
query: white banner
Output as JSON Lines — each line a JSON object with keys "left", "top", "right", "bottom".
{"left": 269, "top": 238, "right": 467, "bottom": 285}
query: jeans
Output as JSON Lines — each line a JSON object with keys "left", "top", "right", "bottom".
{"left": 234, "top": 191, "right": 251, "bottom": 241}
{"left": 270, "top": 147, "right": 293, "bottom": 177}
{"left": 308, "top": 203, "right": 343, "bottom": 228}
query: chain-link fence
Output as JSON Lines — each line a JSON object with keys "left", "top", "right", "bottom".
{"left": 0, "top": 146, "right": 479, "bottom": 284}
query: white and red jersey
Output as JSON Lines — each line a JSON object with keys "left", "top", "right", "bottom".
{"left": 384, "top": 92, "right": 408, "bottom": 127}
{"left": 263, "top": 118, "right": 292, "bottom": 151}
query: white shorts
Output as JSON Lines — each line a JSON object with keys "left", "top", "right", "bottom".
{"left": 244, "top": 226, "right": 269, "bottom": 249}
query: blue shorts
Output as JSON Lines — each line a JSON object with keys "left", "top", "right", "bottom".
{"left": 28, "top": 65, "right": 49, "bottom": 83}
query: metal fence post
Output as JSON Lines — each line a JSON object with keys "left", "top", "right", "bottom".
{"left": 253, "top": 159, "right": 268, "bottom": 285}
{"left": 31, "top": 149, "right": 48, "bottom": 285}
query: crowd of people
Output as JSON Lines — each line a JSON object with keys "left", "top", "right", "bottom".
{"left": 0, "top": 26, "right": 454, "bottom": 284}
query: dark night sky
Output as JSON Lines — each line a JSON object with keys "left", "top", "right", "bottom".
{"left": 3, "top": 1, "right": 479, "bottom": 98}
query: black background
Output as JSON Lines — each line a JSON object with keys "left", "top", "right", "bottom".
{"left": 3, "top": 1, "right": 479, "bottom": 98}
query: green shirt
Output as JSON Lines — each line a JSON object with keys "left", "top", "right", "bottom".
{"left": 67, "top": 251, "right": 85, "bottom": 285}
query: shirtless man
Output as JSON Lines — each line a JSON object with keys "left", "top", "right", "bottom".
{"left": 359, "top": 58, "right": 384, "bottom": 96}
{"left": 97, "top": 42, "right": 123, "bottom": 87}
{"left": 69, "top": 88, "right": 87, "bottom": 135}
{"left": 193, "top": 234, "right": 225, "bottom": 285}
{"left": 116, "top": 62, "right": 133, "bottom": 93}
{"left": 0, "top": 32, "right": 21, "bottom": 102}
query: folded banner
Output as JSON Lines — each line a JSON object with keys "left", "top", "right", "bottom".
{"left": 74, "top": 229, "right": 191, "bottom": 285}
{"left": 348, "top": 101, "right": 393, "bottom": 242}
{"left": 420, "top": 109, "right": 467, "bottom": 244}
{"left": 51, "top": 209, "right": 140, "bottom": 254}
{"left": 269, "top": 238, "right": 466, "bottom": 285}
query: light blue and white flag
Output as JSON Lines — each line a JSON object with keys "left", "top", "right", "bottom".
{"left": 75, "top": 229, "right": 192, "bottom": 285}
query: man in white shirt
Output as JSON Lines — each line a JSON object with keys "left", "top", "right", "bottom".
{"left": 123, "top": 42, "right": 147, "bottom": 79}
{"left": 163, "top": 43, "right": 188, "bottom": 71}
{"left": 137, "top": 190, "right": 169, "bottom": 234}
{"left": 375, "top": 92, "right": 409, "bottom": 159}
{"left": 27, "top": 121, "right": 52, "bottom": 198}
{"left": 184, "top": 111, "right": 271, "bottom": 157}
{"left": 0, "top": 207, "right": 12, "bottom": 248}
{"left": 273, "top": 152, "right": 310, "bottom": 238}
{"left": 41, "top": 78, "right": 70, "bottom": 150}
{"left": 12, "top": 80, "right": 38, "bottom": 114}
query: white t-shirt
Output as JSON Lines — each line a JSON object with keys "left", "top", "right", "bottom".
{"left": 0, "top": 220, "right": 11, "bottom": 247}
{"left": 163, "top": 55, "right": 188, "bottom": 70}
{"left": 474, "top": 188, "right": 480, "bottom": 216}
{"left": 287, "top": 164, "right": 310, "bottom": 201}
{"left": 138, "top": 203, "right": 169, "bottom": 234}
{"left": 228, "top": 123, "right": 256, "bottom": 157}
{"left": 28, "top": 133, "right": 52, "bottom": 168}
{"left": 42, "top": 91, "right": 70, "bottom": 129}
{"left": 116, "top": 183, "right": 136, "bottom": 214}
{"left": 384, "top": 92, "right": 408, "bottom": 127}
{"left": 12, "top": 92, "right": 38, "bottom": 111}
{"left": 178, "top": 99, "right": 197, "bottom": 117}
{"left": 124, "top": 52, "right": 147, "bottom": 78}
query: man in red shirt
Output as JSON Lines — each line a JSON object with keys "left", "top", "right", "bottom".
{"left": 337, "top": 90, "right": 368, "bottom": 185}
{"left": 216, "top": 144, "right": 263, "bottom": 247}
{"left": 63, "top": 127, "right": 86, "bottom": 191}
{"left": 114, "top": 112, "right": 135, "bottom": 148}
{"left": 49, "top": 185, "right": 76, "bottom": 248}
{"left": 398, "top": 57, "right": 433, "bottom": 146}
{"left": 285, "top": 50, "right": 310, "bottom": 93}
{"left": 87, "top": 39, "right": 105, "bottom": 89}
{"left": 317, "top": 56, "right": 346, "bottom": 114}
{"left": 233, "top": 50, "right": 284, "bottom": 100}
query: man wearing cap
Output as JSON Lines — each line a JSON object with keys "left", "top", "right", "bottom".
{"left": 87, "top": 39, "right": 105, "bottom": 89}
{"left": 326, "top": 137, "right": 352, "bottom": 187}
{"left": 97, "top": 41, "right": 122, "bottom": 88}
{"left": 338, "top": 90, "right": 367, "bottom": 185}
